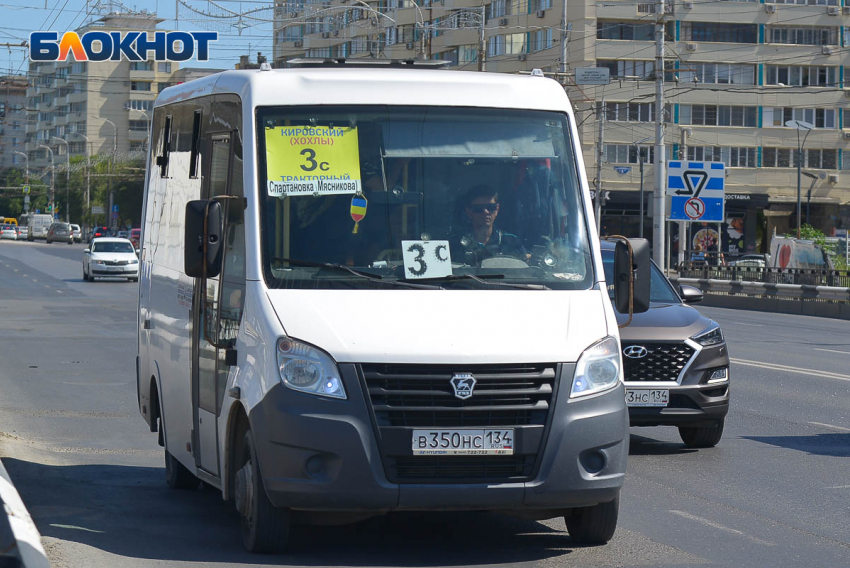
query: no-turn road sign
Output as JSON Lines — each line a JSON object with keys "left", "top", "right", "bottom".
{"left": 685, "top": 197, "right": 705, "bottom": 219}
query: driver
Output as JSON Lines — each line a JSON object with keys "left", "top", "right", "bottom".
{"left": 454, "top": 184, "right": 528, "bottom": 265}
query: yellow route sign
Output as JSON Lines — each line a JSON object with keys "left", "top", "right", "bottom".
{"left": 265, "top": 126, "right": 362, "bottom": 197}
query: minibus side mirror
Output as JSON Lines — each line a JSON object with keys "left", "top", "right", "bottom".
{"left": 184, "top": 200, "right": 223, "bottom": 278}
{"left": 613, "top": 238, "right": 650, "bottom": 316}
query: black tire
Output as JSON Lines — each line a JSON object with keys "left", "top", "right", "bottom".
{"left": 565, "top": 497, "right": 619, "bottom": 545}
{"left": 237, "top": 430, "right": 291, "bottom": 553}
{"left": 165, "top": 448, "right": 200, "bottom": 489}
{"left": 130, "top": 277, "right": 139, "bottom": 282}
{"left": 83, "top": 268, "right": 89, "bottom": 281}
{"left": 678, "top": 419, "right": 725, "bottom": 448}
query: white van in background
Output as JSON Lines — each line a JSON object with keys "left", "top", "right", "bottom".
{"left": 136, "top": 62, "right": 650, "bottom": 553}
{"left": 23, "top": 214, "right": 53, "bottom": 241}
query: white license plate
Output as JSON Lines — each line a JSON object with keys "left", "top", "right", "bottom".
{"left": 412, "top": 429, "right": 514, "bottom": 455}
{"left": 626, "top": 389, "right": 669, "bottom": 407}
{"left": 107, "top": 266, "right": 123, "bottom": 272}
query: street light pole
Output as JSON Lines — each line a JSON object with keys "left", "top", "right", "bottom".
{"left": 631, "top": 136, "right": 653, "bottom": 239}
{"left": 103, "top": 118, "right": 117, "bottom": 230}
{"left": 70, "top": 133, "right": 92, "bottom": 227}
{"left": 786, "top": 119, "right": 813, "bottom": 239}
{"left": 37, "top": 144, "right": 55, "bottom": 217}
{"left": 51, "top": 137, "right": 70, "bottom": 222}
{"left": 802, "top": 171, "right": 818, "bottom": 226}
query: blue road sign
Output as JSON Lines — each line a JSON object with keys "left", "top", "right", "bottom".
{"left": 667, "top": 161, "right": 725, "bottom": 222}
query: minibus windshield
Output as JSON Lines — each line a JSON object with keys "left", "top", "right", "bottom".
{"left": 257, "top": 105, "right": 593, "bottom": 290}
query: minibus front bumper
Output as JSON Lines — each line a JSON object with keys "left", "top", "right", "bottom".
{"left": 249, "top": 363, "right": 628, "bottom": 515}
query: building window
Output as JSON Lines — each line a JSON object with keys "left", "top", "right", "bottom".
{"left": 605, "top": 144, "right": 655, "bottom": 164}
{"left": 459, "top": 45, "right": 478, "bottom": 63}
{"left": 678, "top": 62, "right": 755, "bottom": 85}
{"left": 680, "top": 22, "right": 757, "bottom": 43}
{"left": 531, "top": 28, "right": 553, "bottom": 51}
{"left": 765, "top": 65, "right": 836, "bottom": 86}
{"left": 767, "top": 0, "right": 837, "bottom": 5}
{"left": 806, "top": 149, "right": 837, "bottom": 169}
{"left": 130, "top": 61, "right": 153, "bottom": 71}
{"left": 687, "top": 146, "right": 756, "bottom": 167}
{"left": 127, "top": 99, "right": 153, "bottom": 111}
{"left": 598, "top": 59, "right": 655, "bottom": 80}
{"left": 530, "top": 0, "right": 552, "bottom": 10}
{"left": 679, "top": 105, "right": 757, "bottom": 127}
{"left": 768, "top": 26, "right": 838, "bottom": 46}
{"left": 70, "top": 62, "right": 86, "bottom": 74}
{"left": 597, "top": 21, "right": 654, "bottom": 41}
{"left": 130, "top": 81, "right": 152, "bottom": 91}
{"left": 763, "top": 107, "right": 836, "bottom": 128}
{"left": 487, "top": 0, "right": 512, "bottom": 18}
{"left": 487, "top": 35, "right": 506, "bottom": 56}
{"left": 129, "top": 120, "right": 148, "bottom": 131}
{"left": 600, "top": 101, "right": 655, "bottom": 122}
{"left": 763, "top": 148, "right": 836, "bottom": 169}
{"left": 157, "top": 62, "right": 172, "bottom": 73}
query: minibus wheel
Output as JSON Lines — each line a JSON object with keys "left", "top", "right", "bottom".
{"left": 165, "top": 449, "right": 200, "bottom": 489}
{"left": 565, "top": 496, "right": 619, "bottom": 545}
{"left": 237, "top": 429, "right": 290, "bottom": 553}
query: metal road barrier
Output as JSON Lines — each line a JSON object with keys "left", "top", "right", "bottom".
{"left": 671, "top": 277, "right": 850, "bottom": 302}
{"left": 0, "top": 460, "right": 49, "bottom": 568}
{"left": 678, "top": 264, "right": 850, "bottom": 288}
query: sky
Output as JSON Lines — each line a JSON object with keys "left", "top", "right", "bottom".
{"left": 0, "top": 0, "right": 274, "bottom": 76}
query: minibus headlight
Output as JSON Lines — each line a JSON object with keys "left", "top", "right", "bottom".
{"left": 277, "top": 337, "right": 346, "bottom": 399}
{"left": 570, "top": 336, "right": 621, "bottom": 399}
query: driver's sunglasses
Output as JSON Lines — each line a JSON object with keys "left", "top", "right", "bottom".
{"left": 469, "top": 203, "right": 499, "bottom": 214}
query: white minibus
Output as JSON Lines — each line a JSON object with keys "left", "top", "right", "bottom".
{"left": 137, "top": 61, "right": 650, "bottom": 553}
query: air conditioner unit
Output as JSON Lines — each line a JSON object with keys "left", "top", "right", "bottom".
{"left": 499, "top": 18, "right": 508, "bottom": 26}
{"left": 518, "top": 53, "right": 527, "bottom": 61}
{"left": 322, "top": 32, "right": 330, "bottom": 38}
{"left": 686, "top": 42, "right": 697, "bottom": 51}
{"left": 843, "top": 132, "right": 850, "bottom": 140}
{"left": 294, "top": 40, "right": 303, "bottom": 48}
{"left": 764, "top": 4, "right": 776, "bottom": 13}
{"left": 683, "top": 1, "right": 693, "bottom": 8}
{"left": 828, "top": 173, "right": 839, "bottom": 183}
{"left": 827, "top": 5, "right": 839, "bottom": 15}
{"left": 822, "top": 45, "right": 833, "bottom": 55}
{"left": 406, "top": 42, "right": 414, "bottom": 50}
{"left": 536, "top": 10, "right": 545, "bottom": 18}
{"left": 289, "top": 12, "right": 298, "bottom": 18}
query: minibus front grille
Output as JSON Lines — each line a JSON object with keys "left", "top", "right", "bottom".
{"left": 621, "top": 342, "right": 695, "bottom": 383}
{"left": 389, "top": 455, "right": 534, "bottom": 481}
{"left": 362, "top": 363, "right": 556, "bottom": 427}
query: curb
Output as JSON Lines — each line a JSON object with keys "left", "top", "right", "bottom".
{"left": 0, "top": 459, "right": 50, "bottom": 568}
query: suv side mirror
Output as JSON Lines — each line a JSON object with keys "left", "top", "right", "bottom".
{"left": 613, "top": 238, "right": 651, "bottom": 315}
{"left": 679, "top": 285, "right": 704, "bottom": 304}
{"left": 184, "top": 200, "right": 223, "bottom": 278}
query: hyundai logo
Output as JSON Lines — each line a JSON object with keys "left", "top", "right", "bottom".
{"left": 450, "top": 373, "right": 476, "bottom": 400}
{"left": 623, "top": 345, "right": 648, "bottom": 359}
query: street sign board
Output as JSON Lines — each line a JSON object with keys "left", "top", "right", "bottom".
{"left": 575, "top": 67, "right": 610, "bottom": 85}
{"left": 112, "top": 205, "right": 120, "bottom": 213}
{"left": 22, "top": 184, "right": 30, "bottom": 194}
{"left": 613, "top": 166, "right": 631, "bottom": 175}
{"left": 91, "top": 205, "right": 104, "bottom": 214}
{"left": 667, "top": 161, "right": 725, "bottom": 222}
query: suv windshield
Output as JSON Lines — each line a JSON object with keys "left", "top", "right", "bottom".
{"left": 92, "top": 242, "right": 134, "bottom": 253}
{"left": 258, "top": 105, "right": 592, "bottom": 290}
{"left": 602, "top": 250, "right": 680, "bottom": 304}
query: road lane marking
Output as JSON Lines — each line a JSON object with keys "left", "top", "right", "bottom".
{"left": 808, "top": 422, "right": 850, "bottom": 432}
{"left": 49, "top": 524, "right": 105, "bottom": 534}
{"left": 670, "top": 510, "right": 774, "bottom": 546}
{"left": 731, "top": 358, "right": 850, "bottom": 382}
{"left": 13, "top": 268, "right": 18, "bottom": 272}
{"left": 736, "top": 322, "right": 764, "bottom": 327}
{"left": 827, "top": 485, "right": 850, "bottom": 490}
{"left": 813, "top": 347, "right": 850, "bottom": 356}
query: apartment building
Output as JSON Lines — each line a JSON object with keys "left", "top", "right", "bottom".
{"left": 273, "top": 0, "right": 850, "bottom": 254}
{"left": 0, "top": 76, "right": 28, "bottom": 170}
{"left": 24, "top": 10, "right": 178, "bottom": 172}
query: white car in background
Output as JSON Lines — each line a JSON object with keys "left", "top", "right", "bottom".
{"left": 1, "top": 225, "right": 17, "bottom": 240}
{"left": 83, "top": 238, "right": 139, "bottom": 282}
{"left": 70, "top": 224, "right": 82, "bottom": 242}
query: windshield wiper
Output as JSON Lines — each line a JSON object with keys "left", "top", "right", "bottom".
{"left": 405, "top": 273, "right": 550, "bottom": 290}
{"left": 272, "top": 257, "right": 439, "bottom": 289}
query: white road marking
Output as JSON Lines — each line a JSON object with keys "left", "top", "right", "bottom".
{"left": 731, "top": 358, "right": 850, "bottom": 382}
{"left": 13, "top": 268, "right": 18, "bottom": 272}
{"left": 808, "top": 422, "right": 850, "bottom": 432}
{"left": 827, "top": 485, "right": 850, "bottom": 490}
{"left": 813, "top": 347, "right": 850, "bottom": 356}
{"left": 670, "top": 510, "right": 774, "bottom": 546}
{"left": 735, "top": 322, "right": 764, "bottom": 327}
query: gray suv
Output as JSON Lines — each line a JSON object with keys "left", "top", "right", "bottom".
{"left": 46, "top": 222, "right": 74, "bottom": 244}
{"left": 602, "top": 242, "right": 730, "bottom": 448}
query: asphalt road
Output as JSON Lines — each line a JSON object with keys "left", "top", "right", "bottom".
{"left": 1, "top": 239, "right": 848, "bottom": 568}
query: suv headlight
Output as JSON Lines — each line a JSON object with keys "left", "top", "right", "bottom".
{"left": 692, "top": 323, "right": 724, "bottom": 347}
{"left": 276, "top": 337, "right": 346, "bottom": 399}
{"left": 570, "top": 336, "right": 621, "bottom": 399}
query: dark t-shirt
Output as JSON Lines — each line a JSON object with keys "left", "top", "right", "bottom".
{"left": 452, "top": 229, "right": 528, "bottom": 265}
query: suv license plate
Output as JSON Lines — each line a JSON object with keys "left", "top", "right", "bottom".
{"left": 412, "top": 429, "right": 514, "bottom": 456}
{"left": 626, "top": 389, "right": 669, "bottom": 407}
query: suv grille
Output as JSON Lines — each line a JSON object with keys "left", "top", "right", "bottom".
{"left": 622, "top": 342, "right": 695, "bottom": 383}
{"left": 362, "top": 363, "right": 556, "bottom": 427}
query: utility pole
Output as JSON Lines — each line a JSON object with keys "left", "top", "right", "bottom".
{"left": 678, "top": 128, "right": 688, "bottom": 268}
{"left": 594, "top": 98, "right": 605, "bottom": 233}
{"left": 653, "top": 0, "right": 667, "bottom": 267}
{"left": 560, "top": 0, "right": 568, "bottom": 83}
{"left": 477, "top": 6, "right": 486, "bottom": 72}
